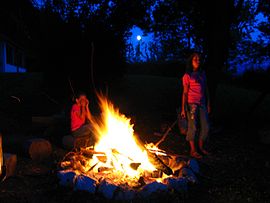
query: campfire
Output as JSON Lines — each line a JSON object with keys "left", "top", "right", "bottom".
{"left": 58, "top": 95, "right": 199, "bottom": 200}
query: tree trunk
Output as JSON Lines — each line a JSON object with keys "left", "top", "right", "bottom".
{"left": 0, "top": 134, "right": 3, "bottom": 176}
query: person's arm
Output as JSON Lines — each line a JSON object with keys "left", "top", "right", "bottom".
{"left": 85, "top": 99, "right": 91, "bottom": 121}
{"left": 206, "top": 85, "right": 211, "bottom": 113}
{"left": 181, "top": 84, "right": 188, "bottom": 118}
{"left": 204, "top": 72, "right": 211, "bottom": 113}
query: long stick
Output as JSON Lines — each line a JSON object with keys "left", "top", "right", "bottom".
{"left": 68, "top": 77, "right": 76, "bottom": 100}
{"left": 155, "top": 119, "right": 178, "bottom": 147}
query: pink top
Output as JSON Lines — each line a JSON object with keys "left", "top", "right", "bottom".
{"left": 71, "top": 103, "right": 85, "bottom": 131}
{"left": 182, "top": 71, "right": 206, "bottom": 105}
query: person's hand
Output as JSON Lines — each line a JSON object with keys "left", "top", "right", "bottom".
{"left": 85, "top": 99, "right": 90, "bottom": 111}
{"left": 180, "top": 110, "right": 186, "bottom": 119}
{"left": 207, "top": 104, "right": 211, "bottom": 114}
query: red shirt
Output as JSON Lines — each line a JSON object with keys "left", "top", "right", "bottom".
{"left": 182, "top": 71, "right": 206, "bottom": 105}
{"left": 70, "top": 103, "right": 85, "bottom": 131}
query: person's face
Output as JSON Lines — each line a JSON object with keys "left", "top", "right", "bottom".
{"left": 192, "top": 54, "right": 200, "bottom": 71}
{"left": 76, "top": 95, "right": 87, "bottom": 105}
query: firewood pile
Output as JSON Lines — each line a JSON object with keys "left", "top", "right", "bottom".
{"left": 57, "top": 146, "right": 199, "bottom": 200}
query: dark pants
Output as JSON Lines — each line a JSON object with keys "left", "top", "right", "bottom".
{"left": 186, "top": 104, "right": 209, "bottom": 142}
{"left": 71, "top": 124, "right": 94, "bottom": 148}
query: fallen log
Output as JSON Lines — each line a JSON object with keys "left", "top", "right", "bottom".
{"left": 24, "top": 138, "right": 52, "bottom": 162}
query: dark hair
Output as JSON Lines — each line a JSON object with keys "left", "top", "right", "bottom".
{"left": 72, "top": 91, "right": 87, "bottom": 102}
{"left": 185, "top": 52, "right": 203, "bottom": 74}
{"left": 75, "top": 91, "right": 86, "bottom": 98}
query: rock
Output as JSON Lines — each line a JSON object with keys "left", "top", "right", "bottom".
{"left": 98, "top": 179, "right": 119, "bottom": 199}
{"left": 74, "top": 175, "right": 96, "bottom": 194}
{"left": 180, "top": 167, "right": 198, "bottom": 184}
{"left": 188, "top": 158, "right": 200, "bottom": 174}
{"left": 139, "top": 181, "right": 168, "bottom": 198}
{"left": 57, "top": 170, "right": 76, "bottom": 187}
{"left": 114, "top": 188, "right": 136, "bottom": 201}
{"left": 163, "top": 177, "right": 188, "bottom": 192}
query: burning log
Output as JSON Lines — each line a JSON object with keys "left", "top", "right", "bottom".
{"left": 112, "top": 148, "right": 133, "bottom": 161}
{"left": 143, "top": 170, "right": 163, "bottom": 179}
{"left": 80, "top": 148, "right": 106, "bottom": 156}
{"left": 95, "top": 155, "right": 107, "bottom": 163}
{"left": 151, "top": 170, "right": 163, "bottom": 178}
{"left": 61, "top": 152, "right": 90, "bottom": 172}
{"left": 146, "top": 150, "right": 173, "bottom": 175}
{"left": 130, "top": 162, "right": 141, "bottom": 170}
{"left": 98, "top": 167, "right": 113, "bottom": 172}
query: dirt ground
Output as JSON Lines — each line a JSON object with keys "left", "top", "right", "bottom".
{"left": 0, "top": 75, "right": 270, "bottom": 202}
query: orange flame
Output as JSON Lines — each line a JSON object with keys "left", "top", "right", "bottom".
{"left": 90, "top": 94, "right": 155, "bottom": 178}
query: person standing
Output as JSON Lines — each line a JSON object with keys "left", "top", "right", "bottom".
{"left": 180, "top": 52, "right": 211, "bottom": 158}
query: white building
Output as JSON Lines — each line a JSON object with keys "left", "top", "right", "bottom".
{"left": 0, "top": 36, "right": 27, "bottom": 73}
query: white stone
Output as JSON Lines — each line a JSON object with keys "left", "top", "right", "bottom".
{"left": 98, "top": 179, "right": 118, "bottom": 199}
{"left": 139, "top": 181, "right": 168, "bottom": 198}
{"left": 163, "top": 177, "right": 188, "bottom": 192}
{"left": 57, "top": 170, "right": 76, "bottom": 187}
{"left": 74, "top": 175, "right": 96, "bottom": 194}
{"left": 181, "top": 168, "right": 198, "bottom": 184}
{"left": 188, "top": 158, "right": 200, "bottom": 174}
{"left": 114, "top": 188, "right": 136, "bottom": 201}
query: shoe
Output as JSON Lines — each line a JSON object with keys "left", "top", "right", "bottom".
{"left": 190, "top": 151, "right": 202, "bottom": 159}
